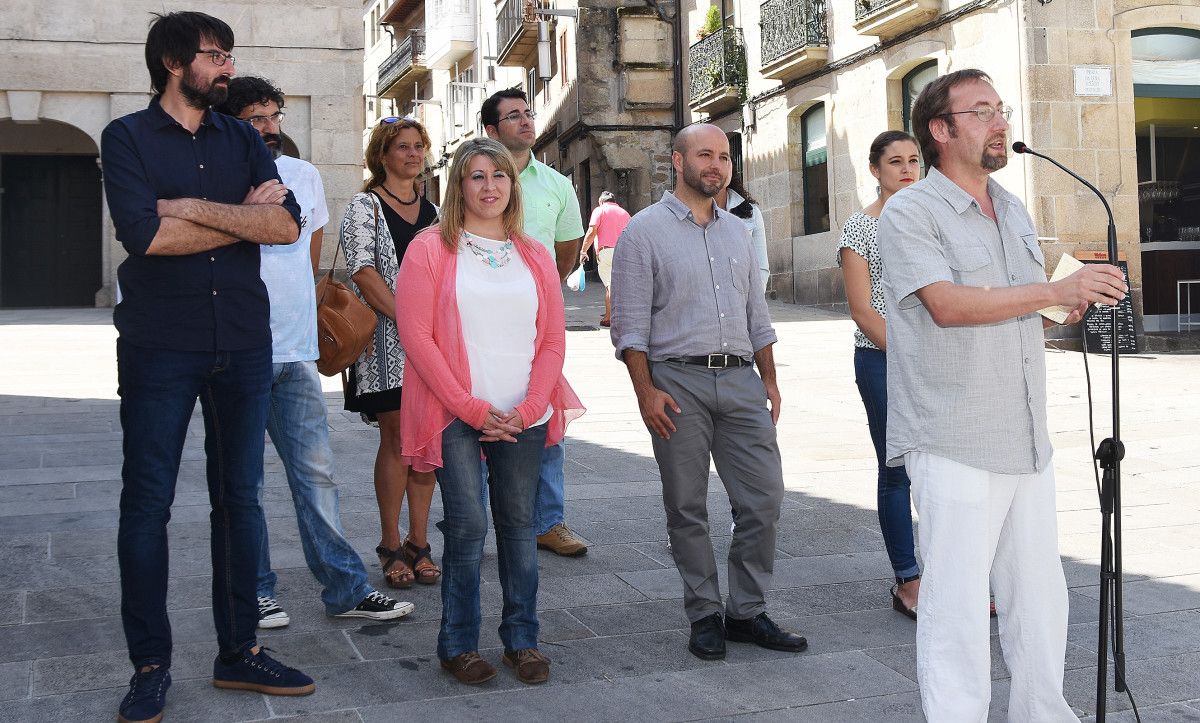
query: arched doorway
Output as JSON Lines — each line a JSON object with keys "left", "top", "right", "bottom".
{"left": 0, "top": 119, "right": 102, "bottom": 307}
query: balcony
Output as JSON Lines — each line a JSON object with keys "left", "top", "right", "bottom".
{"left": 424, "top": 0, "right": 477, "bottom": 69}
{"left": 497, "top": 0, "right": 545, "bottom": 68}
{"left": 688, "top": 27, "right": 747, "bottom": 115}
{"left": 759, "top": 0, "right": 828, "bottom": 82}
{"left": 377, "top": 32, "right": 427, "bottom": 99}
{"left": 854, "top": 0, "right": 941, "bottom": 40}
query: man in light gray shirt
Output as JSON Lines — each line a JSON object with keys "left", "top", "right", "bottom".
{"left": 879, "top": 69, "right": 1126, "bottom": 721}
{"left": 611, "top": 124, "right": 807, "bottom": 662}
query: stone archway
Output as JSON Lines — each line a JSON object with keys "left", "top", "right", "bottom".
{"left": 0, "top": 118, "right": 103, "bottom": 307}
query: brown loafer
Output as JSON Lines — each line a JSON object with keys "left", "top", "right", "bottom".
{"left": 439, "top": 651, "right": 497, "bottom": 685}
{"left": 502, "top": 648, "right": 550, "bottom": 684}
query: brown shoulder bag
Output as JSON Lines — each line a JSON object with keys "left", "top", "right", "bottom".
{"left": 315, "top": 201, "right": 380, "bottom": 376}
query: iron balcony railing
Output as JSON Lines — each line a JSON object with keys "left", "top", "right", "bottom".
{"left": 498, "top": 0, "right": 547, "bottom": 58}
{"left": 855, "top": 0, "right": 903, "bottom": 20}
{"left": 688, "top": 26, "right": 747, "bottom": 102}
{"left": 378, "top": 32, "right": 426, "bottom": 92}
{"left": 760, "top": 0, "right": 827, "bottom": 66}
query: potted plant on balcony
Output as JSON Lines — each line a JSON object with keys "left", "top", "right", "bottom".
{"left": 697, "top": 5, "right": 721, "bottom": 39}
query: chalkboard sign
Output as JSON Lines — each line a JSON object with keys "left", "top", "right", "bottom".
{"left": 1079, "top": 258, "right": 1138, "bottom": 354}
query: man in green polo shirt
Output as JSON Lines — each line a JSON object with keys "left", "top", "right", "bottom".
{"left": 482, "top": 88, "right": 588, "bottom": 556}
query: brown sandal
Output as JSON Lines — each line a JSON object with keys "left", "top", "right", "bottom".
{"left": 402, "top": 540, "right": 441, "bottom": 585}
{"left": 376, "top": 545, "right": 415, "bottom": 589}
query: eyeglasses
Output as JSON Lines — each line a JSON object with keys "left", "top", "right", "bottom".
{"left": 937, "top": 105, "right": 1013, "bottom": 124}
{"left": 196, "top": 49, "right": 236, "bottom": 67}
{"left": 499, "top": 110, "right": 536, "bottom": 124}
{"left": 244, "top": 111, "right": 285, "bottom": 129}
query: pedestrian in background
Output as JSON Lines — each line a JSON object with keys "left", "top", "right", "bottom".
{"left": 579, "top": 191, "right": 631, "bottom": 327}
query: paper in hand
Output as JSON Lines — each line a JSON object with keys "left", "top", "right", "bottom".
{"left": 1038, "top": 253, "right": 1084, "bottom": 324}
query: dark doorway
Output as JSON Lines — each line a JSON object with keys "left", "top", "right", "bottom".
{"left": 1, "top": 154, "right": 102, "bottom": 307}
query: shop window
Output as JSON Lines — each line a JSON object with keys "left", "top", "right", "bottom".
{"left": 801, "top": 103, "right": 829, "bottom": 234}
{"left": 1133, "top": 28, "right": 1200, "bottom": 243}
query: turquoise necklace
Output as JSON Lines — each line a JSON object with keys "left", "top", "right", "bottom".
{"left": 463, "top": 232, "right": 514, "bottom": 269}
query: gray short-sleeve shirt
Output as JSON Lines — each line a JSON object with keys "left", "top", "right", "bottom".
{"left": 878, "top": 167, "right": 1052, "bottom": 474}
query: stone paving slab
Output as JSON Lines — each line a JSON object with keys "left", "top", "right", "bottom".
{"left": 1, "top": 294, "right": 1198, "bottom": 721}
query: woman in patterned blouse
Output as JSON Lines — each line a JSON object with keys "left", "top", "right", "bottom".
{"left": 341, "top": 117, "right": 441, "bottom": 589}
{"left": 837, "top": 130, "right": 923, "bottom": 619}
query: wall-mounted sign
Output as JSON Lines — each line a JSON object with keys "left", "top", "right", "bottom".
{"left": 1074, "top": 66, "right": 1113, "bottom": 97}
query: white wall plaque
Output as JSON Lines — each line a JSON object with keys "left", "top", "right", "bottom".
{"left": 1074, "top": 66, "right": 1113, "bottom": 96}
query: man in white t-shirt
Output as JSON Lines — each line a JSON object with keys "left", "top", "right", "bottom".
{"left": 218, "top": 77, "right": 413, "bottom": 628}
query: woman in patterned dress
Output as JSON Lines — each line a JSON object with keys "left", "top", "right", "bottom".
{"left": 341, "top": 117, "right": 441, "bottom": 589}
{"left": 837, "top": 130, "right": 923, "bottom": 618}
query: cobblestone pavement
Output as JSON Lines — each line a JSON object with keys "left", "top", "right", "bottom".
{"left": 1, "top": 283, "right": 1198, "bottom": 721}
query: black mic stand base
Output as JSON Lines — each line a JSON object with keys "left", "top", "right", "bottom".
{"left": 1095, "top": 436, "right": 1126, "bottom": 719}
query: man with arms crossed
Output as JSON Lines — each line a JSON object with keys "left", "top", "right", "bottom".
{"left": 482, "top": 88, "right": 588, "bottom": 557}
{"left": 879, "top": 69, "right": 1126, "bottom": 721}
{"left": 216, "top": 76, "right": 414, "bottom": 630}
{"left": 610, "top": 124, "right": 807, "bottom": 661}
{"left": 101, "top": 12, "right": 315, "bottom": 723}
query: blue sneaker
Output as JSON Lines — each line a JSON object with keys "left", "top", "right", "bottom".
{"left": 212, "top": 647, "right": 315, "bottom": 696}
{"left": 118, "top": 665, "right": 171, "bottom": 723}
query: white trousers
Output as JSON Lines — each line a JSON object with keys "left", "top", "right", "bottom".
{"left": 906, "top": 451, "right": 1078, "bottom": 723}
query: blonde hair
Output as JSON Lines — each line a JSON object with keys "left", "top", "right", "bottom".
{"left": 361, "top": 117, "right": 432, "bottom": 193}
{"left": 438, "top": 138, "right": 526, "bottom": 251}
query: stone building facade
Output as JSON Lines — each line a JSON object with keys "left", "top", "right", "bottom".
{"left": 676, "top": 0, "right": 1200, "bottom": 332}
{"left": 364, "top": 0, "right": 679, "bottom": 231}
{"left": 0, "top": 1, "right": 365, "bottom": 307}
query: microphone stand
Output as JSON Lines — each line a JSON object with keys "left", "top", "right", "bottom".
{"left": 1013, "top": 142, "right": 1125, "bottom": 720}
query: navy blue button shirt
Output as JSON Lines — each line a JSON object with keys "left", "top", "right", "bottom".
{"left": 101, "top": 97, "right": 301, "bottom": 351}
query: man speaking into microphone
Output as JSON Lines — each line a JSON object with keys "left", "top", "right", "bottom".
{"left": 878, "top": 69, "right": 1126, "bottom": 721}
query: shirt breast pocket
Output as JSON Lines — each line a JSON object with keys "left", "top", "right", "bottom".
{"left": 944, "top": 242, "right": 990, "bottom": 273}
{"left": 729, "top": 257, "right": 748, "bottom": 294}
{"left": 1021, "top": 233, "right": 1046, "bottom": 270}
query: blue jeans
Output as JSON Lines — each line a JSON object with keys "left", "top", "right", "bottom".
{"left": 481, "top": 439, "right": 565, "bottom": 535}
{"left": 436, "top": 419, "right": 546, "bottom": 659}
{"left": 116, "top": 340, "right": 270, "bottom": 667}
{"left": 258, "top": 360, "right": 372, "bottom": 614}
{"left": 853, "top": 347, "right": 920, "bottom": 580}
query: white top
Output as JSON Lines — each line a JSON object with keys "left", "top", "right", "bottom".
{"left": 455, "top": 232, "right": 552, "bottom": 427}
{"left": 261, "top": 155, "right": 329, "bottom": 362}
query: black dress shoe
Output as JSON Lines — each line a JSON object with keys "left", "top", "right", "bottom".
{"left": 688, "top": 612, "right": 726, "bottom": 660}
{"left": 725, "top": 612, "right": 808, "bottom": 653}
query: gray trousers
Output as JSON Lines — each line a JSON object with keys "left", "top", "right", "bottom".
{"left": 649, "top": 361, "right": 784, "bottom": 623}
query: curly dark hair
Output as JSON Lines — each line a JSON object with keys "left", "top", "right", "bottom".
{"left": 144, "top": 11, "right": 234, "bottom": 95}
{"left": 215, "top": 76, "right": 286, "bottom": 118}
{"left": 910, "top": 68, "right": 992, "bottom": 169}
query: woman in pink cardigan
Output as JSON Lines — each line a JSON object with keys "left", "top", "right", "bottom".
{"left": 395, "top": 138, "right": 582, "bottom": 687}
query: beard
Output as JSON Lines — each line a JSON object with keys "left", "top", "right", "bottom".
{"left": 681, "top": 161, "right": 724, "bottom": 198}
{"left": 981, "top": 142, "right": 1008, "bottom": 172}
{"left": 262, "top": 133, "right": 283, "bottom": 159}
{"left": 180, "top": 67, "right": 230, "bottom": 109}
